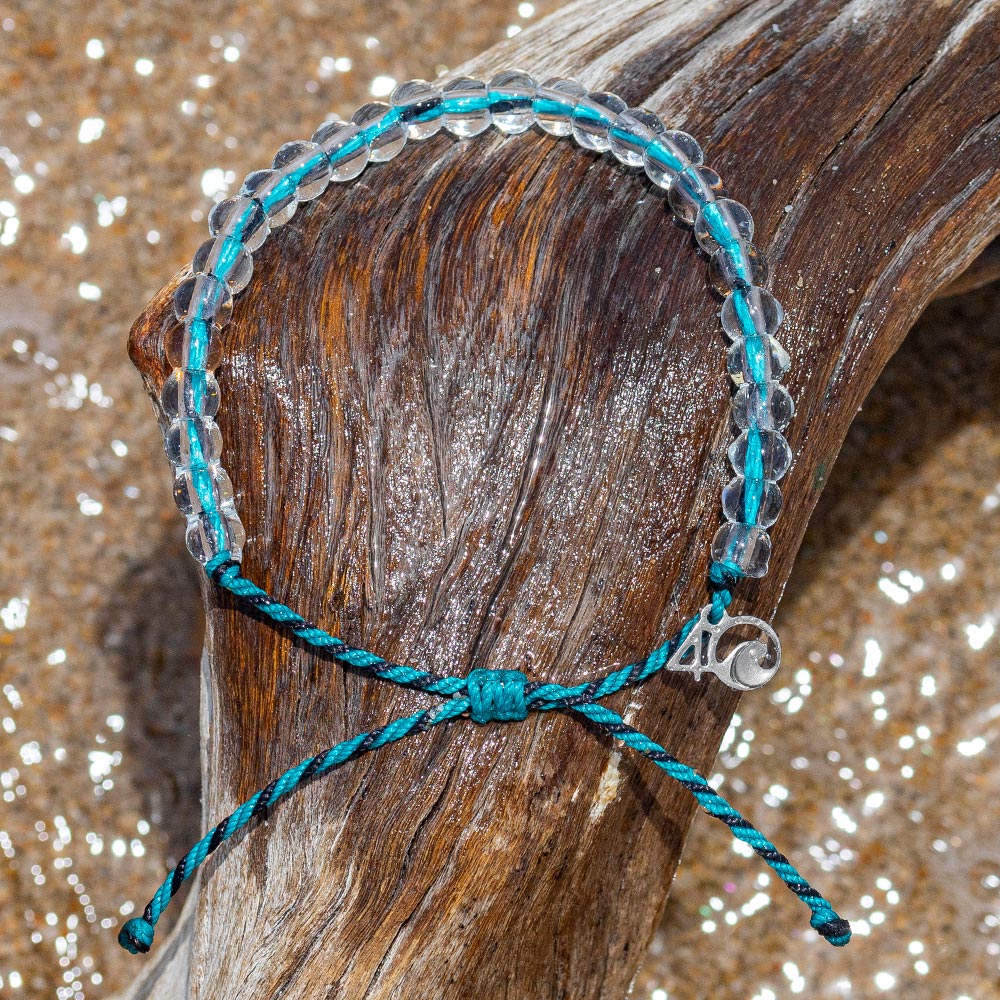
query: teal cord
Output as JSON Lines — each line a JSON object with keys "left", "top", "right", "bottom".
{"left": 118, "top": 555, "right": 850, "bottom": 955}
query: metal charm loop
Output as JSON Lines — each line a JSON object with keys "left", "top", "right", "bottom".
{"left": 666, "top": 604, "right": 781, "bottom": 691}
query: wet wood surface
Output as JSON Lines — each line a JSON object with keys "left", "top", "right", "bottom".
{"left": 125, "top": 1, "right": 1000, "bottom": 996}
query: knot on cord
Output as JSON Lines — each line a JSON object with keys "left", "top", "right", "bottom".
{"left": 812, "top": 912, "right": 853, "bottom": 947}
{"left": 120, "top": 556, "right": 851, "bottom": 955}
{"left": 467, "top": 669, "right": 529, "bottom": 724}
{"left": 707, "top": 559, "right": 744, "bottom": 624}
{"left": 118, "top": 917, "right": 155, "bottom": 954}
{"left": 708, "top": 559, "right": 744, "bottom": 591}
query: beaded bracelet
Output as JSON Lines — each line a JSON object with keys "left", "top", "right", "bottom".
{"left": 120, "top": 70, "right": 850, "bottom": 956}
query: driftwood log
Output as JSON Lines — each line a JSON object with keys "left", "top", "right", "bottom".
{"left": 124, "top": 1, "right": 1000, "bottom": 997}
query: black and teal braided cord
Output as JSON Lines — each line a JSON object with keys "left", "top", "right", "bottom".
{"left": 118, "top": 556, "right": 850, "bottom": 955}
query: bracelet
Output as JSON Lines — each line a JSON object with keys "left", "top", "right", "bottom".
{"left": 120, "top": 69, "right": 849, "bottom": 958}
{"left": 167, "top": 73, "right": 790, "bottom": 578}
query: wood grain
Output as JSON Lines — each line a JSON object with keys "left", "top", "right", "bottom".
{"left": 938, "top": 234, "right": 1000, "bottom": 297}
{"left": 125, "top": 1, "right": 1000, "bottom": 996}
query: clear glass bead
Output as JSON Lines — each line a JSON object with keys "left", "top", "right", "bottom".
{"left": 720, "top": 285, "right": 784, "bottom": 341}
{"left": 311, "top": 119, "right": 370, "bottom": 181}
{"left": 722, "top": 476, "right": 783, "bottom": 528}
{"left": 732, "top": 380, "right": 795, "bottom": 431}
{"left": 533, "top": 78, "right": 586, "bottom": 136}
{"left": 642, "top": 130, "right": 704, "bottom": 188}
{"left": 173, "top": 272, "right": 233, "bottom": 327}
{"left": 729, "top": 428, "right": 793, "bottom": 481}
{"left": 242, "top": 169, "right": 297, "bottom": 226}
{"left": 711, "top": 522, "right": 771, "bottom": 578}
{"left": 710, "top": 242, "right": 768, "bottom": 294}
{"left": 694, "top": 198, "right": 754, "bottom": 253}
{"left": 272, "top": 140, "right": 331, "bottom": 201}
{"left": 608, "top": 107, "right": 665, "bottom": 166}
{"left": 173, "top": 463, "right": 234, "bottom": 517}
{"left": 164, "top": 415, "right": 223, "bottom": 467}
{"left": 165, "top": 319, "right": 222, "bottom": 371}
{"left": 667, "top": 164, "right": 723, "bottom": 224}
{"left": 441, "top": 77, "right": 491, "bottom": 137}
{"left": 571, "top": 91, "right": 628, "bottom": 152}
{"left": 208, "top": 196, "right": 269, "bottom": 251}
{"left": 390, "top": 79, "right": 444, "bottom": 139}
{"left": 665, "top": 130, "right": 703, "bottom": 164}
{"left": 161, "top": 368, "right": 220, "bottom": 419}
{"left": 488, "top": 70, "right": 536, "bottom": 134}
{"left": 727, "top": 336, "right": 790, "bottom": 386}
{"left": 192, "top": 236, "right": 253, "bottom": 294}
{"left": 185, "top": 509, "right": 245, "bottom": 564}
{"left": 352, "top": 102, "right": 406, "bottom": 161}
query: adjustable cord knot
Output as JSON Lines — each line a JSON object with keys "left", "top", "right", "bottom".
{"left": 467, "top": 669, "right": 529, "bottom": 724}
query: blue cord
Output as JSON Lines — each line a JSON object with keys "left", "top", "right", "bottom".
{"left": 118, "top": 556, "right": 849, "bottom": 954}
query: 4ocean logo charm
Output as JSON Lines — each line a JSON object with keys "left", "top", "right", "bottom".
{"left": 667, "top": 604, "right": 781, "bottom": 691}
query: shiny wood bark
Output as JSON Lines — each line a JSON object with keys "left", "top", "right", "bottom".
{"left": 124, "top": 1, "right": 1000, "bottom": 996}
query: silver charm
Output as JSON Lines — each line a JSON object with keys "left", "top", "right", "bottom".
{"left": 666, "top": 604, "right": 781, "bottom": 691}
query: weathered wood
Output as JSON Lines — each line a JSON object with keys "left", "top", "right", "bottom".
{"left": 937, "top": 234, "right": 1000, "bottom": 297}
{"left": 123, "top": 1, "right": 1000, "bottom": 997}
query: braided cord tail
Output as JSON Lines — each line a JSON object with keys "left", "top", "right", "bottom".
{"left": 205, "top": 555, "right": 468, "bottom": 698}
{"left": 117, "top": 697, "right": 469, "bottom": 954}
{"left": 569, "top": 700, "right": 851, "bottom": 947}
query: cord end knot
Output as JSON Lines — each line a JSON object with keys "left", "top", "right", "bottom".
{"left": 812, "top": 913, "right": 852, "bottom": 947}
{"left": 118, "top": 916, "right": 156, "bottom": 954}
{"left": 467, "top": 669, "right": 528, "bottom": 724}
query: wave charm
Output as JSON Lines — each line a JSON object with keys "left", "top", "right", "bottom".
{"left": 667, "top": 605, "right": 781, "bottom": 691}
